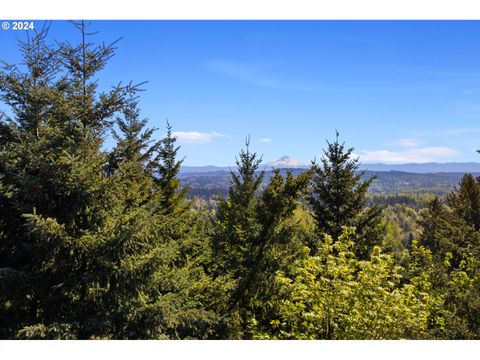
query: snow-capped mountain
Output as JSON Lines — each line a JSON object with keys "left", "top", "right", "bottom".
{"left": 263, "top": 155, "right": 308, "bottom": 169}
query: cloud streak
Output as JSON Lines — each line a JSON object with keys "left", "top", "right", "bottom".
{"left": 259, "top": 138, "right": 272, "bottom": 144}
{"left": 206, "top": 59, "right": 440, "bottom": 93}
{"left": 172, "top": 131, "right": 227, "bottom": 144}
{"left": 390, "top": 137, "right": 423, "bottom": 148}
{"left": 207, "top": 59, "right": 282, "bottom": 89}
{"left": 434, "top": 128, "right": 480, "bottom": 137}
{"left": 355, "top": 146, "right": 458, "bottom": 164}
{"left": 206, "top": 59, "right": 316, "bottom": 91}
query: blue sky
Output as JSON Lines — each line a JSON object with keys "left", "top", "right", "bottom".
{"left": 2, "top": 20, "right": 480, "bottom": 165}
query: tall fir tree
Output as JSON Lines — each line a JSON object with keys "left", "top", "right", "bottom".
{"left": 0, "top": 22, "right": 218, "bottom": 339}
{"left": 416, "top": 185, "right": 480, "bottom": 339}
{"left": 447, "top": 174, "right": 480, "bottom": 231}
{"left": 107, "top": 97, "right": 162, "bottom": 177}
{"left": 0, "top": 22, "right": 132, "bottom": 338}
{"left": 211, "top": 138, "right": 311, "bottom": 338}
{"left": 418, "top": 197, "right": 445, "bottom": 254}
{"left": 309, "top": 131, "right": 384, "bottom": 259}
{"left": 155, "top": 120, "right": 188, "bottom": 213}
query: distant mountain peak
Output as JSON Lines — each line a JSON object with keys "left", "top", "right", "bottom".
{"left": 278, "top": 155, "right": 296, "bottom": 162}
{"left": 264, "top": 155, "right": 307, "bottom": 169}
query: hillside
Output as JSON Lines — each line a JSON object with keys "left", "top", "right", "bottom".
{"left": 180, "top": 169, "right": 477, "bottom": 199}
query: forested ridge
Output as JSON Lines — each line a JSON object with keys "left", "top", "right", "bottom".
{"left": 2, "top": 24, "right": 480, "bottom": 340}
{"left": 181, "top": 169, "right": 473, "bottom": 200}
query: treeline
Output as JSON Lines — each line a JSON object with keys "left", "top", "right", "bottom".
{"left": 2, "top": 24, "right": 480, "bottom": 340}
{"left": 180, "top": 168, "right": 468, "bottom": 201}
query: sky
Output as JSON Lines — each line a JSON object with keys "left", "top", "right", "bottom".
{"left": 2, "top": 20, "right": 480, "bottom": 166}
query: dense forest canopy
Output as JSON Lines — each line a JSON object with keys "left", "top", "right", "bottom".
{"left": 2, "top": 23, "right": 480, "bottom": 339}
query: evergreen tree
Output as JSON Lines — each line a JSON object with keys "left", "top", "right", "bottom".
{"left": 211, "top": 138, "right": 264, "bottom": 275}
{"left": 415, "top": 189, "right": 480, "bottom": 338}
{"left": 155, "top": 121, "right": 188, "bottom": 213}
{"left": 309, "top": 131, "right": 384, "bottom": 259}
{"left": 0, "top": 22, "right": 218, "bottom": 339}
{"left": 107, "top": 97, "right": 161, "bottom": 177}
{"left": 448, "top": 174, "right": 480, "bottom": 231}
{"left": 211, "top": 139, "right": 311, "bottom": 338}
{"left": 0, "top": 22, "right": 131, "bottom": 338}
{"left": 419, "top": 195, "right": 480, "bottom": 267}
{"left": 418, "top": 197, "right": 445, "bottom": 254}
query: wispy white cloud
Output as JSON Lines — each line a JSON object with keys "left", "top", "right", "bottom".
{"left": 206, "top": 59, "right": 440, "bottom": 93}
{"left": 434, "top": 128, "right": 480, "bottom": 137}
{"left": 258, "top": 137, "right": 272, "bottom": 144}
{"left": 355, "top": 146, "right": 458, "bottom": 164}
{"left": 390, "top": 137, "right": 423, "bottom": 148}
{"left": 207, "top": 59, "right": 281, "bottom": 88}
{"left": 172, "top": 131, "right": 227, "bottom": 144}
{"left": 398, "top": 128, "right": 480, "bottom": 142}
{"left": 387, "top": 66, "right": 480, "bottom": 80}
{"left": 206, "top": 59, "right": 316, "bottom": 91}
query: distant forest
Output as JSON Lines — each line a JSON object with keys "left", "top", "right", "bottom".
{"left": 2, "top": 23, "right": 480, "bottom": 340}
{"left": 181, "top": 168, "right": 475, "bottom": 200}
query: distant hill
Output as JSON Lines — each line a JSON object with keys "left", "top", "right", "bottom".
{"left": 181, "top": 159, "right": 480, "bottom": 174}
{"left": 180, "top": 155, "right": 308, "bottom": 174}
{"left": 180, "top": 167, "right": 480, "bottom": 200}
{"left": 358, "top": 162, "right": 480, "bottom": 174}
{"left": 180, "top": 165, "right": 232, "bottom": 174}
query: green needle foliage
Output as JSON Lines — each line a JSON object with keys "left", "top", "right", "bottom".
{"left": 0, "top": 23, "right": 217, "bottom": 339}
{"left": 155, "top": 120, "right": 188, "bottom": 214}
{"left": 211, "top": 139, "right": 312, "bottom": 338}
{"left": 448, "top": 174, "right": 480, "bottom": 231}
{"left": 309, "top": 131, "right": 384, "bottom": 259}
